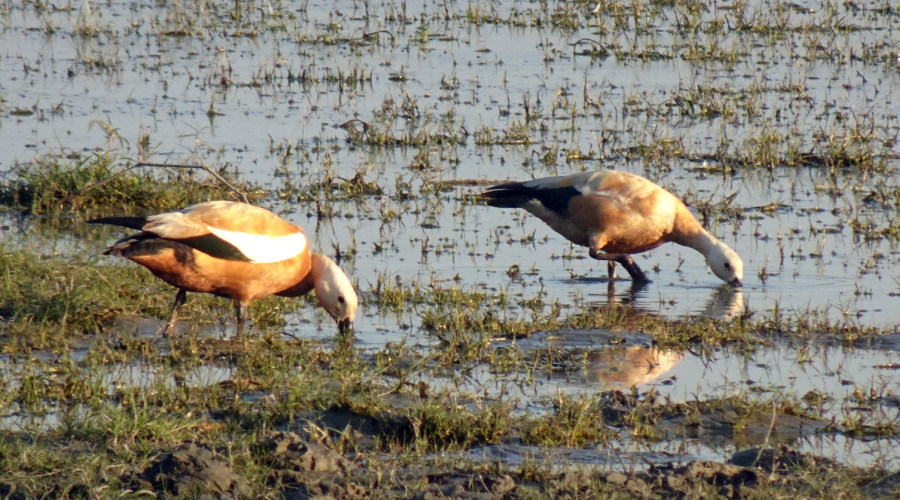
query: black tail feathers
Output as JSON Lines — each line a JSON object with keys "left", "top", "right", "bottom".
{"left": 480, "top": 181, "right": 532, "bottom": 208}
{"left": 482, "top": 182, "right": 579, "bottom": 216}
{"left": 87, "top": 216, "right": 149, "bottom": 231}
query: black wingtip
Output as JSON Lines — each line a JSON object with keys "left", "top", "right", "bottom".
{"left": 481, "top": 181, "right": 530, "bottom": 208}
{"left": 482, "top": 182, "right": 580, "bottom": 215}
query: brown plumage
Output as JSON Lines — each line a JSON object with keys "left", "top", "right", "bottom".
{"left": 482, "top": 170, "right": 743, "bottom": 286}
{"left": 90, "top": 201, "right": 358, "bottom": 336}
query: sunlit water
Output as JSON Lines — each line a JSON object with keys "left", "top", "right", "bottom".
{"left": 3, "top": 1, "right": 900, "bottom": 335}
{"left": 423, "top": 334, "right": 900, "bottom": 470}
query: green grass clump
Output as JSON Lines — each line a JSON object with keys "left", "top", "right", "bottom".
{"left": 0, "top": 152, "right": 258, "bottom": 215}
{"left": 410, "top": 399, "right": 512, "bottom": 450}
{"left": 0, "top": 245, "right": 141, "bottom": 336}
{"left": 521, "top": 396, "right": 613, "bottom": 448}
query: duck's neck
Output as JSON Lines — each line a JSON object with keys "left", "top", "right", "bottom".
{"left": 272, "top": 256, "right": 317, "bottom": 298}
{"left": 669, "top": 210, "right": 720, "bottom": 257}
{"left": 681, "top": 229, "right": 720, "bottom": 257}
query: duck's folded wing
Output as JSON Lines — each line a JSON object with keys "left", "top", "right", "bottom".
{"left": 483, "top": 172, "right": 605, "bottom": 216}
{"left": 133, "top": 202, "right": 308, "bottom": 263}
{"left": 203, "top": 225, "right": 307, "bottom": 263}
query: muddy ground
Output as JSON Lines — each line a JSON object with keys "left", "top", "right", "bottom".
{"left": 2, "top": 400, "right": 893, "bottom": 499}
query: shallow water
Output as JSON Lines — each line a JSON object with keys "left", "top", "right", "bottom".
{"left": 2, "top": 0, "right": 900, "bottom": 472}
{"left": 439, "top": 331, "right": 900, "bottom": 413}
{"left": 463, "top": 433, "right": 900, "bottom": 473}
{"left": 424, "top": 333, "right": 900, "bottom": 470}
{"left": 3, "top": 1, "right": 900, "bottom": 334}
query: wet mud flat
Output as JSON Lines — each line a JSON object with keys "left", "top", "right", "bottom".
{"left": 2, "top": 324, "right": 900, "bottom": 498}
{"left": 99, "top": 427, "right": 897, "bottom": 499}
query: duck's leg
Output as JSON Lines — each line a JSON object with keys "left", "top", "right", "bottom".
{"left": 234, "top": 301, "right": 250, "bottom": 338}
{"left": 590, "top": 249, "right": 651, "bottom": 284}
{"left": 616, "top": 255, "right": 650, "bottom": 284}
{"left": 607, "top": 260, "right": 617, "bottom": 281}
{"left": 160, "top": 289, "right": 187, "bottom": 337}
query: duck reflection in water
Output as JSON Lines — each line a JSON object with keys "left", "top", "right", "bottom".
{"left": 703, "top": 284, "right": 745, "bottom": 321}
{"left": 577, "top": 346, "right": 685, "bottom": 389}
{"left": 599, "top": 280, "right": 744, "bottom": 321}
{"left": 573, "top": 286, "right": 744, "bottom": 389}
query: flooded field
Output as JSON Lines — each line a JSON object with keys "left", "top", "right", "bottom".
{"left": 3, "top": 0, "right": 900, "bottom": 497}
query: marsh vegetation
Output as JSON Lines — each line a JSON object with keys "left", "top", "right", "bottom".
{"left": 2, "top": 0, "right": 900, "bottom": 497}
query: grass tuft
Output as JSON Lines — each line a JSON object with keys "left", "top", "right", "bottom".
{"left": 0, "top": 152, "right": 259, "bottom": 215}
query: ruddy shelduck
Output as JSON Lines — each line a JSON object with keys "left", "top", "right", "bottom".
{"left": 89, "top": 201, "right": 358, "bottom": 336}
{"left": 482, "top": 170, "right": 743, "bottom": 286}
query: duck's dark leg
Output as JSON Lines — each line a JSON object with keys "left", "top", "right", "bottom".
{"left": 616, "top": 255, "right": 650, "bottom": 284}
{"left": 590, "top": 249, "right": 651, "bottom": 284}
{"left": 607, "top": 260, "right": 617, "bottom": 280}
{"left": 160, "top": 289, "right": 187, "bottom": 337}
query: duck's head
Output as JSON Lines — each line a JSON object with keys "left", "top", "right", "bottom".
{"left": 706, "top": 241, "right": 744, "bottom": 287}
{"left": 311, "top": 254, "right": 359, "bottom": 335}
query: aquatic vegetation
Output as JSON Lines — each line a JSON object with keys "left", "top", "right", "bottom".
{"left": 3, "top": 0, "right": 900, "bottom": 496}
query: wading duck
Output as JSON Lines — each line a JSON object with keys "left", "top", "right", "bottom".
{"left": 482, "top": 170, "right": 743, "bottom": 286}
{"left": 90, "top": 201, "right": 358, "bottom": 336}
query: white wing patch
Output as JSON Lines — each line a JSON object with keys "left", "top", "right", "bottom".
{"left": 575, "top": 179, "right": 593, "bottom": 195}
{"left": 207, "top": 226, "right": 307, "bottom": 263}
{"left": 579, "top": 171, "right": 615, "bottom": 195}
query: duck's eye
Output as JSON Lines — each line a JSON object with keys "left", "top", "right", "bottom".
{"left": 338, "top": 296, "right": 346, "bottom": 304}
{"left": 724, "top": 262, "right": 731, "bottom": 270}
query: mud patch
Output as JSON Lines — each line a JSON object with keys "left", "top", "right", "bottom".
{"left": 258, "top": 431, "right": 368, "bottom": 500}
{"left": 412, "top": 473, "right": 518, "bottom": 500}
{"left": 653, "top": 401, "right": 830, "bottom": 446}
{"left": 291, "top": 404, "right": 417, "bottom": 451}
{"left": 126, "top": 442, "right": 249, "bottom": 498}
{"left": 261, "top": 431, "right": 350, "bottom": 473}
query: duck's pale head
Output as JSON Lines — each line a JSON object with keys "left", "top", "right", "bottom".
{"left": 707, "top": 241, "right": 744, "bottom": 287}
{"left": 311, "top": 254, "right": 359, "bottom": 335}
